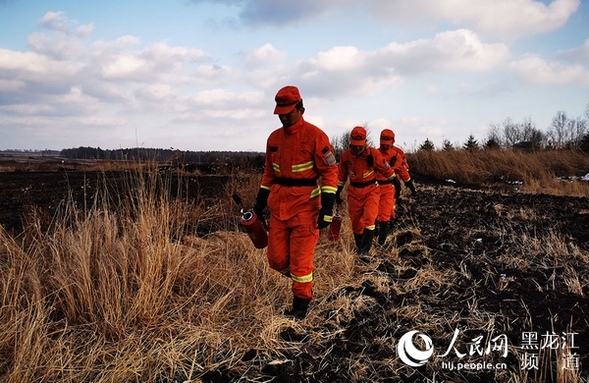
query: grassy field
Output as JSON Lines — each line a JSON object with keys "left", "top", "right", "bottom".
{"left": 408, "top": 148, "right": 589, "bottom": 196}
{"left": 0, "top": 149, "right": 588, "bottom": 382}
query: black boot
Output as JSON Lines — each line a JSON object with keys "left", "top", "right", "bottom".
{"left": 377, "top": 221, "right": 389, "bottom": 246}
{"left": 354, "top": 233, "right": 363, "bottom": 253}
{"left": 284, "top": 296, "right": 311, "bottom": 320}
{"left": 360, "top": 229, "right": 375, "bottom": 255}
{"left": 389, "top": 218, "right": 397, "bottom": 235}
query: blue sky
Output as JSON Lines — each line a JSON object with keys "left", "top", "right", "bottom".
{"left": 1, "top": 0, "right": 588, "bottom": 152}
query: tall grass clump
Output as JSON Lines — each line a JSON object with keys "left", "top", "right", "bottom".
{"left": 408, "top": 149, "right": 589, "bottom": 195}
{"left": 0, "top": 169, "right": 356, "bottom": 382}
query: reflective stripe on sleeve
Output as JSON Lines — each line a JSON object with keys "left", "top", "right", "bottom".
{"left": 321, "top": 185, "right": 337, "bottom": 194}
{"left": 310, "top": 186, "right": 321, "bottom": 199}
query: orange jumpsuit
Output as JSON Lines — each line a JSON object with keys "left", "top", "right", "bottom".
{"left": 338, "top": 146, "right": 396, "bottom": 235}
{"left": 376, "top": 147, "right": 397, "bottom": 222}
{"left": 376, "top": 146, "right": 411, "bottom": 221}
{"left": 260, "top": 117, "right": 338, "bottom": 300}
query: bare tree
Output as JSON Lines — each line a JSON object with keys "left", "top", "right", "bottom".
{"left": 567, "top": 116, "right": 587, "bottom": 149}
{"left": 547, "top": 111, "right": 587, "bottom": 149}
{"left": 502, "top": 118, "right": 524, "bottom": 147}
{"left": 490, "top": 117, "right": 544, "bottom": 149}
{"left": 331, "top": 130, "right": 351, "bottom": 160}
{"left": 547, "top": 111, "right": 568, "bottom": 148}
{"left": 520, "top": 117, "right": 546, "bottom": 148}
{"left": 486, "top": 123, "right": 504, "bottom": 147}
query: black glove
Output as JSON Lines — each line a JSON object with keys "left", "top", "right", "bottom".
{"left": 405, "top": 179, "right": 417, "bottom": 195}
{"left": 253, "top": 187, "right": 270, "bottom": 219}
{"left": 391, "top": 177, "right": 402, "bottom": 199}
{"left": 318, "top": 192, "right": 335, "bottom": 229}
{"left": 335, "top": 185, "right": 344, "bottom": 205}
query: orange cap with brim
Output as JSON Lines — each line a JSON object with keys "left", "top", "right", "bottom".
{"left": 380, "top": 129, "right": 395, "bottom": 145}
{"left": 350, "top": 126, "right": 367, "bottom": 146}
{"left": 274, "top": 85, "right": 301, "bottom": 114}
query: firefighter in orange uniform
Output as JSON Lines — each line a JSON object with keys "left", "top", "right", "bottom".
{"left": 253, "top": 85, "right": 338, "bottom": 320}
{"left": 335, "top": 126, "right": 396, "bottom": 255}
{"left": 375, "top": 128, "right": 416, "bottom": 246}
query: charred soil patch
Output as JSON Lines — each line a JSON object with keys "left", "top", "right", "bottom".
{"left": 0, "top": 170, "right": 233, "bottom": 235}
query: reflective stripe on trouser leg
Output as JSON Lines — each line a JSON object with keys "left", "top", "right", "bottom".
{"left": 267, "top": 209, "right": 319, "bottom": 300}
{"left": 348, "top": 185, "right": 380, "bottom": 234}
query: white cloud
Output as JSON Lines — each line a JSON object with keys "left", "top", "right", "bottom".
{"left": 142, "top": 42, "right": 208, "bottom": 63}
{"left": 91, "top": 35, "right": 141, "bottom": 52}
{"left": 101, "top": 54, "right": 148, "bottom": 80}
{"left": 1, "top": 5, "right": 585, "bottom": 151}
{"left": 285, "top": 29, "right": 508, "bottom": 99}
{"left": 244, "top": 43, "right": 287, "bottom": 66}
{"left": 193, "top": 64, "right": 240, "bottom": 82}
{"left": 38, "top": 11, "right": 94, "bottom": 37}
{"left": 0, "top": 49, "right": 49, "bottom": 73}
{"left": 381, "top": 29, "right": 510, "bottom": 73}
{"left": 28, "top": 31, "right": 86, "bottom": 60}
{"left": 314, "top": 46, "right": 362, "bottom": 71}
{"left": 366, "top": 0, "right": 580, "bottom": 40}
{"left": 509, "top": 55, "right": 588, "bottom": 85}
{"left": 187, "top": 89, "right": 265, "bottom": 113}
{"left": 189, "top": 0, "right": 579, "bottom": 40}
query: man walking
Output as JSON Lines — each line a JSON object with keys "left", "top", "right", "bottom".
{"left": 253, "top": 85, "right": 338, "bottom": 320}
{"left": 375, "top": 129, "right": 416, "bottom": 246}
{"left": 336, "top": 126, "right": 396, "bottom": 255}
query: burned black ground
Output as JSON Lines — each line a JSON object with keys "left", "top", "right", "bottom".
{"left": 0, "top": 170, "right": 587, "bottom": 382}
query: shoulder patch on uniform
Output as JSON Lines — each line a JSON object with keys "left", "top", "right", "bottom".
{"left": 324, "top": 150, "right": 336, "bottom": 166}
{"left": 321, "top": 146, "right": 329, "bottom": 154}
{"left": 269, "top": 146, "right": 278, "bottom": 152}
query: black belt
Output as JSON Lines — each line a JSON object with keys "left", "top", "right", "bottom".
{"left": 350, "top": 180, "right": 376, "bottom": 188}
{"left": 275, "top": 177, "right": 318, "bottom": 187}
{"left": 378, "top": 179, "right": 393, "bottom": 185}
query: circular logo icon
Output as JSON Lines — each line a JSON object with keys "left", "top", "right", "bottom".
{"left": 397, "top": 330, "right": 434, "bottom": 367}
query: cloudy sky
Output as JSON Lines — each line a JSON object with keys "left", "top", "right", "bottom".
{"left": 1, "top": 0, "right": 588, "bottom": 152}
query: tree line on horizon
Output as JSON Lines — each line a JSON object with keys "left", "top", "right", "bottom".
{"left": 58, "top": 147, "right": 265, "bottom": 173}
{"left": 418, "top": 106, "right": 589, "bottom": 152}
{"left": 12, "top": 104, "right": 586, "bottom": 170}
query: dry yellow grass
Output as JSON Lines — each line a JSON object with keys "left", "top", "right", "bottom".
{"left": 408, "top": 149, "right": 589, "bottom": 196}
{"left": 1, "top": 165, "right": 587, "bottom": 382}
{"left": 0, "top": 169, "right": 358, "bottom": 382}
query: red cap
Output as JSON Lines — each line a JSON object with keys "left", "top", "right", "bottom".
{"left": 350, "top": 126, "right": 367, "bottom": 146}
{"left": 273, "top": 85, "right": 301, "bottom": 114}
{"left": 380, "top": 129, "right": 395, "bottom": 145}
